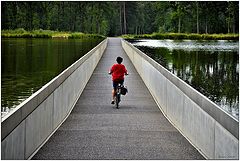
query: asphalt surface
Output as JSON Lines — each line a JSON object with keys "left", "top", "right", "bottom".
{"left": 32, "top": 38, "right": 205, "bottom": 160}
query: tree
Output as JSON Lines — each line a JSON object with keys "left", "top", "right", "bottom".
{"left": 1, "top": 1, "right": 239, "bottom": 35}
{"left": 226, "top": 1, "right": 238, "bottom": 33}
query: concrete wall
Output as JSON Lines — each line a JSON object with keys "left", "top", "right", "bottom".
{"left": 122, "top": 39, "right": 239, "bottom": 159}
{"left": 1, "top": 38, "right": 107, "bottom": 160}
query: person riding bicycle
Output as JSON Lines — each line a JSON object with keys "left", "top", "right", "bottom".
{"left": 109, "top": 56, "right": 128, "bottom": 104}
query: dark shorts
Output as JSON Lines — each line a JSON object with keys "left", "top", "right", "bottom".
{"left": 113, "top": 79, "right": 124, "bottom": 90}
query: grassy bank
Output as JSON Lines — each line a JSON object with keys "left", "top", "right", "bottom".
{"left": 1, "top": 28, "right": 105, "bottom": 39}
{"left": 122, "top": 33, "right": 239, "bottom": 40}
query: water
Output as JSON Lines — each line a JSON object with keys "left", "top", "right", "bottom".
{"left": 127, "top": 39, "right": 239, "bottom": 119}
{"left": 1, "top": 38, "right": 104, "bottom": 116}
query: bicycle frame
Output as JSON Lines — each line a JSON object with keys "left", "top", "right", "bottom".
{"left": 115, "top": 83, "right": 122, "bottom": 109}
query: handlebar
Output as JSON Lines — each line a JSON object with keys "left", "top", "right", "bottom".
{"left": 108, "top": 72, "right": 129, "bottom": 75}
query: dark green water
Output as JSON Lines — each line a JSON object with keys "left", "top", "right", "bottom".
{"left": 1, "top": 38, "right": 103, "bottom": 116}
{"left": 128, "top": 39, "right": 239, "bottom": 119}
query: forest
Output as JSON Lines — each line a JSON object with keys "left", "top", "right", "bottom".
{"left": 1, "top": 1, "right": 239, "bottom": 36}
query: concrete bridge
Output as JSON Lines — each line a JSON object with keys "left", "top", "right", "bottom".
{"left": 1, "top": 38, "right": 238, "bottom": 160}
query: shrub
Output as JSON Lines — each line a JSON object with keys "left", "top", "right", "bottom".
{"left": 123, "top": 32, "right": 239, "bottom": 40}
{"left": 1, "top": 29, "right": 105, "bottom": 39}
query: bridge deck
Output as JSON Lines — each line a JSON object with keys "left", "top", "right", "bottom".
{"left": 33, "top": 38, "right": 204, "bottom": 160}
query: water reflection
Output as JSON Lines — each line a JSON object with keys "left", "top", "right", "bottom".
{"left": 1, "top": 38, "right": 103, "bottom": 116}
{"left": 132, "top": 39, "right": 239, "bottom": 52}
{"left": 128, "top": 39, "right": 239, "bottom": 119}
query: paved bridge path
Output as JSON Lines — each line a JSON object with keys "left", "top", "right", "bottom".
{"left": 33, "top": 38, "right": 204, "bottom": 160}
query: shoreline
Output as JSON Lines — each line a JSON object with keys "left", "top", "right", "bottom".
{"left": 122, "top": 33, "right": 239, "bottom": 40}
{"left": 1, "top": 29, "right": 105, "bottom": 39}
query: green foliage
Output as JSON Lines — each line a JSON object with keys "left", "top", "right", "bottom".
{"left": 68, "top": 33, "right": 105, "bottom": 39}
{"left": 121, "top": 34, "right": 135, "bottom": 39}
{"left": 123, "top": 33, "right": 239, "bottom": 40}
{"left": 68, "top": 32, "right": 85, "bottom": 38}
{"left": 1, "top": 29, "right": 106, "bottom": 39}
{"left": 2, "top": 29, "right": 53, "bottom": 38}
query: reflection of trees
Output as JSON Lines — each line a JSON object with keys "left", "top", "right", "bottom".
{"left": 138, "top": 46, "right": 239, "bottom": 112}
{"left": 221, "top": 52, "right": 239, "bottom": 110}
{"left": 1, "top": 38, "right": 102, "bottom": 112}
{"left": 137, "top": 46, "right": 170, "bottom": 68}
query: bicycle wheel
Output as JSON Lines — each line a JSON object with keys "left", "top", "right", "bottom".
{"left": 115, "top": 93, "right": 118, "bottom": 109}
{"left": 115, "top": 91, "right": 120, "bottom": 109}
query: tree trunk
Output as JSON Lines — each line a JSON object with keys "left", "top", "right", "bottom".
{"left": 78, "top": 3, "right": 83, "bottom": 32}
{"left": 123, "top": 2, "right": 127, "bottom": 34}
{"left": 90, "top": 4, "right": 93, "bottom": 33}
{"left": 228, "top": 9, "right": 230, "bottom": 33}
{"left": 196, "top": 2, "right": 199, "bottom": 33}
{"left": 232, "top": 14, "right": 235, "bottom": 33}
{"left": 97, "top": 17, "right": 100, "bottom": 34}
{"left": 205, "top": 19, "right": 208, "bottom": 34}
{"left": 73, "top": 6, "right": 77, "bottom": 31}
{"left": 27, "top": 2, "right": 33, "bottom": 30}
{"left": 178, "top": 17, "right": 181, "bottom": 33}
{"left": 12, "top": 2, "right": 18, "bottom": 29}
{"left": 96, "top": 3, "right": 100, "bottom": 34}
{"left": 119, "top": 3, "right": 122, "bottom": 35}
{"left": 57, "top": 2, "right": 60, "bottom": 30}
{"left": 62, "top": 2, "right": 65, "bottom": 30}
{"left": 69, "top": 2, "right": 72, "bottom": 31}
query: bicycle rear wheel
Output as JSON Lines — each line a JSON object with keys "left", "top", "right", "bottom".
{"left": 115, "top": 92, "right": 120, "bottom": 109}
{"left": 115, "top": 84, "right": 122, "bottom": 109}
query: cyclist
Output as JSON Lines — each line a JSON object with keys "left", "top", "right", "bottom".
{"left": 109, "top": 56, "right": 128, "bottom": 104}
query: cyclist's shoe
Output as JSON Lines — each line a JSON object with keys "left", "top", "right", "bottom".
{"left": 111, "top": 100, "right": 115, "bottom": 104}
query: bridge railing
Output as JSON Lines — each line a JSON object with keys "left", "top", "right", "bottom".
{"left": 1, "top": 38, "right": 107, "bottom": 160}
{"left": 122, "top": 39, "right": 238, "bottom": 159}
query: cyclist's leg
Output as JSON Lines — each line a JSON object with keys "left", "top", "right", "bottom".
{"left": 112, "top": 81, "right": 118, "bottom": 104}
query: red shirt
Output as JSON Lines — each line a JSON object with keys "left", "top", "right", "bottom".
{"left": 110, "top": 64, "right": 127, "bottom": 81}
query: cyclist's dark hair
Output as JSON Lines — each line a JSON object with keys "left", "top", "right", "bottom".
{"left": 116, "top": 57, "right": 123, "bottom": 64}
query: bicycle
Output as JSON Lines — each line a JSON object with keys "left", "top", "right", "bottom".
{"left": 109, "top": 73, "right": 128, "bottom": 109}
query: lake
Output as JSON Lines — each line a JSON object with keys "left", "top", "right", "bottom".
{"left": 1, "top": 38, "right": 104, "bottom": 117}
{"left": 127, "top": 39, "right": 239, "bottom": 119}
